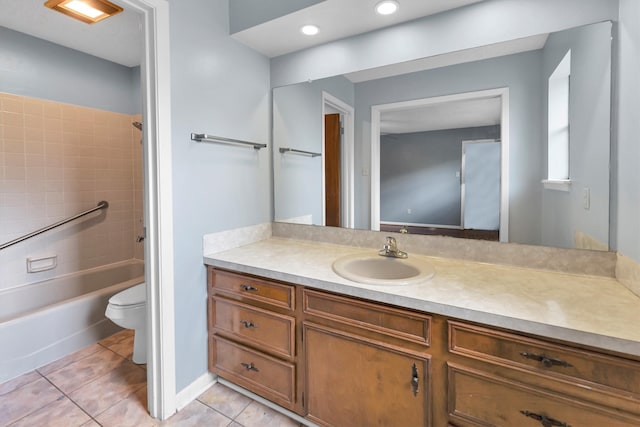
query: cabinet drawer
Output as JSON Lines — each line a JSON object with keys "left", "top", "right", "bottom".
{"left": 448, "top": 363, "right": 640, "bottom": 427}
{"left": 210, "top": 269, "right": 294, "bottom": 311}
{"left": 212, "top": 297, "right": 295, "bottom": 359}
{"left": 449, "top": 321, "right": 640, "bottom": 396}
{"left": 211, "top": 336, "right": 296, "bottom": 410}
{"left": 304, "top": 289, "right": 430, "bottom": 346}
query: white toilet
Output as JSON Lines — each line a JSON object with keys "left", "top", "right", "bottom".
{"left": 105, "top": 283, "right": 147, "bottom": 364}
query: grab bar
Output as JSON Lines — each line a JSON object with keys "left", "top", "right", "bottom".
{"left": 279, "top": 147, "right": 321, "bottom": 157}
{"left": 0, "top": 201, "right": 109, "bottom": 251}
{"left": 191, "top": 133, "right": 267, "bottom": 150}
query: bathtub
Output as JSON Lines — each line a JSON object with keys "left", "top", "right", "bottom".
{"left": 0, "top": 260, "right": 144, "bottom": 384}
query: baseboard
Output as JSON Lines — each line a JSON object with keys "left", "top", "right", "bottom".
{"left": 175, "top": 372, "right": 217, "bottom": 411}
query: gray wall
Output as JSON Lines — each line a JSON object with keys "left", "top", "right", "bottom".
{"left": 380, "top": 126, "right": 500, "bottom": 226}
{"left": 614, "top": 0, "right": 640, "bottom": 261}
{"left": 354, "top": 51, "right": 544, "bottom": 245}
{"left": 169, "top": 0, "right": 271, "bottom": 392}
{"left": 0, "top": 26, "right": 139, "bottom": 114}
{"left": 540, "top": 22, "right": 611, "bottom": 249}
{"left": 273, "top": 75, "right": 354, "bottom": 225}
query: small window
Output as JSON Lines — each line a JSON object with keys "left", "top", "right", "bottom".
{"left": 545, "top": 50, "right": 571, "bottom": 190}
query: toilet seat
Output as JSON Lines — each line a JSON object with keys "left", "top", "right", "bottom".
{"left": 109, "top": 283, "right": 146, "bottom": 307}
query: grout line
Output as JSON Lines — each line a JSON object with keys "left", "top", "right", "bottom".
{"left": 40, "top": 374, "right": 101, "bottom": 426}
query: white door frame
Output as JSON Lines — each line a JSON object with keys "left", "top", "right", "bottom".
{"left": 371, "top": 88, "right": 509, "bottom": 242}
{"left": 120, "top": 0, "right": 176, "bottom": 420}
{"left": 321, "top": 91, "right": 355, "bottom": 228}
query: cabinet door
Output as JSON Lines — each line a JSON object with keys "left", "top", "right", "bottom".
{"left": 304, "top": 322, "right": 430, "bottom": 427}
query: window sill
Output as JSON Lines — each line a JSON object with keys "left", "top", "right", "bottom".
{"left": 542, "top": 179, "right": 572, "bottom": 192}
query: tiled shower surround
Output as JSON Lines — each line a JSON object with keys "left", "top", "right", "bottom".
{"left": 0, "top": 92, "right": 143, "bottom": 291}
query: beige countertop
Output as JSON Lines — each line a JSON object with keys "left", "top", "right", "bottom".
{"left": 204, "top": 237, "right": 640, "bottom": 358}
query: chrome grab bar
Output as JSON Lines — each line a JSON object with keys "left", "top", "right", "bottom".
{"left": 0, "top": 201, "right": 109, "bottom": 251}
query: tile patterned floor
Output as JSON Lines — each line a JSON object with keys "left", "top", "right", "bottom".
{"left": 0, "top": 330, "right": 302, "bottom": 426}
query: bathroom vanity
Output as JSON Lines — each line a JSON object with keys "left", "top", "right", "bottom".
{"left": 204, "top": 237, "right": 640, "bottom": 427}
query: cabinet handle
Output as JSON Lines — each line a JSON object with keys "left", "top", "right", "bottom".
{"left": 520, "top": 410, "right": 570, "bottom": 427}
{"left": 411, "top": 363, "right": 419, "bottom": 396}
{"left": 240, "top": 362, "right": 259, "bottom": 372}
{"left": 519, "top": 352, "right": 573, "bottom": 368}
{"left": 240, "top": 284, "right": 259, "bottom": 292}
{"left": 239, "top": 320, "right": 256, "bottom": 328}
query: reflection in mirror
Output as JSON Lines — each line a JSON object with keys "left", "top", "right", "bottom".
{"left": 272, "top": 21, "right": 612, "bottom": 251}
{"left": 371, "top": 90, "right": 506, "bottom": 243}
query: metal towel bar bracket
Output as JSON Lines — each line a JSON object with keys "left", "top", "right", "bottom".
{"left": 279, "top": 147, "right": 321, "bottom": 157}
{"left": 0, "top": 201, "right": 109, "bottom": 251}
{"left": 191, "top": 133, "right": 266, "bottom": 150}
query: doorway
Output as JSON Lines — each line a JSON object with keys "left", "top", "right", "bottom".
{"left": 461, "top": 140, "right": 501, "bottom": 239}
{"left": 370, "top": 88, "right": 510, "bottom": 242}
{"left": 322, "top": 91, "right": 355, "bottom": 228}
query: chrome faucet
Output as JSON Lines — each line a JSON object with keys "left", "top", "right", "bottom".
{"left": 378, "top": 236, "right": 408, "bottom": 259}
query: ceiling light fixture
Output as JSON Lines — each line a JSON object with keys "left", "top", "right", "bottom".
{"left": 301, "top": 25, "right": 320, "bottom": 36}
{"left": 375, "top": 0, "right": 400, "bottom": 15}
{"left": 44, "top": 0, "right": 123, "bottom": 24}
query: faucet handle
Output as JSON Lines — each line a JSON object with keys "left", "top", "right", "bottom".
{"left": 385, "top": 236, "right": 397, "bottom": 248}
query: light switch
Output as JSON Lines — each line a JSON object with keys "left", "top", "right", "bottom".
{"left": 583, "top": 187, "right": 590, "bottom": 210}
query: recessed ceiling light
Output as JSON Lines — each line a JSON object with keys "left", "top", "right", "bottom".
{"left": 44, "top": 0, "right": 123, "bottom": 24}
{"left": 375, "top": 0, "right": 400, "bottom": 15}
{"left": 301, "top": 25, "right": 320, "bottom": 36}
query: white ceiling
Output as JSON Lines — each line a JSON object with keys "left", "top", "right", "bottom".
{"left": 0, "top": 0, "right": 142, "bottom": 67}
{"left": 381, "top": 97, "right": 502, "bottom": 134}
{"left": 229, "top": 0, "right": 484, "bottom": 58}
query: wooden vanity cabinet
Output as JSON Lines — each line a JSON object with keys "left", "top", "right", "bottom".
{"left": 207, "top": 267, "right": 640, "bottom": 427}
{"left": 446, "top": 321, "right": 640, "bottom": 427}
{"left": 302, "top": 289, "right": 433, "bottom": 427}
{"left": 207, "top": 268, "right": 301, "bottom": 413}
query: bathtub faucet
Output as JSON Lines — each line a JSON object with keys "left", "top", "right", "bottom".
{"left": 379, "top": 236, "right": 408, "bottom": 259}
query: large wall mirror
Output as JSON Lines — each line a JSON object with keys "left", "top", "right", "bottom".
{"left": 273, "top": 21, "right": 612, "bottom": 251}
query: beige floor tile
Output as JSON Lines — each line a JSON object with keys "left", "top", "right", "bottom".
{"left": 8, "top": 395, "right": 91, "bottom": 427}
{"left": 197, "top": 383, "right": 252, "bottom": 419}
{"left": 234, "top": 401, "right": 300, "bottom": 427}
{"left": 80, "top": 421, "right": 101, "bottom": 427}
{"left": 45, "top": 347, "right": 127, "bottom": 394}
{"left": 99, "top": 329, "right": 133, "bottom": 348}
{"left": 37, "top": 343, "right": 103, "bottom": 376}
{"left": 94, "top": 386, "right": 158, "bottom": 427}
{"left": 161, "top": 400, "right": 232, "bottom": 426}
{"left": 0, "top": 377, "right": 63, "bottom": 426}
{"left": 106, "top": 334, "right": 135, "bottom": 360}
{"left": 0, "top": 371, "right": 42, "bottom": 396}
{"left": 68, "top": 360, "right": 147, "bottom": 417}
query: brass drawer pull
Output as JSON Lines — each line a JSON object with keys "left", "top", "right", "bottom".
{"left": 520, "top": 410, "right": 570, "bottom": 427}
{"left": 240, "top": 320, "right": 257, "bottom": 328}
{"left": 240, "top": 284, "right": 259, "bottom": 292}
{"left": 411, "top": 363, "right": 419, "bottom": 396}
{"left": 240, "top": 362, "right": 259, "bottom": 372}
{"left": 520, "top": 352, "right": 573, "bottom": 368}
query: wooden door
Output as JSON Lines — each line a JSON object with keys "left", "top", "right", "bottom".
{"left": 304, "top": 322, "right": 431, "bottom": 426}
{"left": 324, "top": 113, "right": 341, "bottom": 227}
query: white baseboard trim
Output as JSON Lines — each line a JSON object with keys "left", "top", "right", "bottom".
{"left": 218, "top": 378, "right": 319, "bottom": 427}
{"left": 175, "top": 372, "right": 218, "bottom": 411}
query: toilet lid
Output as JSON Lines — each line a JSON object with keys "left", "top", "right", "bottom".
{"left": 109, "top": 283, "right": 146, "bottom": 306}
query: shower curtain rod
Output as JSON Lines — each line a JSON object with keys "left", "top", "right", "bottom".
{"left": 0, "top": 201, "right": 109, "bottom": 251}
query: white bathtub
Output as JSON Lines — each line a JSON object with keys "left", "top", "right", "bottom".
{"left": 0, "top": 260, "right": 144, "bottom": 383}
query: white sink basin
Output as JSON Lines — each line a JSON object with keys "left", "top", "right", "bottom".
{"left": 332, "top": 253, "right": 435, "bottom": 286}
